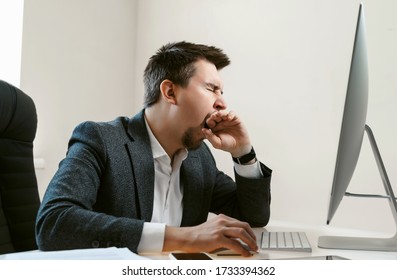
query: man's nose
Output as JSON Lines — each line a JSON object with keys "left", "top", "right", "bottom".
{"left": 214, "top": 95, "right": 227, "bottom": 111}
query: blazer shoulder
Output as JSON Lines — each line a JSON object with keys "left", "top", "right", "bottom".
{"left": 70, "top": 117, "right": 132, "bottom": 148}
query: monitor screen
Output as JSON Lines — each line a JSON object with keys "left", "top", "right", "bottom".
{"left": 326, "top": 3, "right": 368, "bottom": 225}
{"left": 318, "top": 3, "right": 397, "bottom": 251}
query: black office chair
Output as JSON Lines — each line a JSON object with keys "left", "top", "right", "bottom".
{"left": 0, "top": 80, "right": 41, "bottom": 254}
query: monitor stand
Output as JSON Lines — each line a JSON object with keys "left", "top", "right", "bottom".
{"left": 318, "top": 125, "right": 397, "bottom": 251}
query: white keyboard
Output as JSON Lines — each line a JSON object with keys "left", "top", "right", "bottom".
{"left": 261, "top": 231, "right": 312, "bottom": 252}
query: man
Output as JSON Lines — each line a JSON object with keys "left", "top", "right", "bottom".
{"left": 36, "top": 41, "right": 272, "bottom": 257}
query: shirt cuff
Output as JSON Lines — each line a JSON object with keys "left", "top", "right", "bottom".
{"left": 234, "top": 160, "right": 263, "bottom": 179}
{"left": 137, "top": 222, "right": 166, "bottom": 253}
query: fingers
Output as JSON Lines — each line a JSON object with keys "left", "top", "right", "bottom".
{"left": 201, "top": 110, "right": 242, "bottom": 151}
{"left": 219, "top": 238, "right": 255, "bottom": 257}
{"left": 201, "top": 128, "right": 222, "bottom": 149}
{"left": 216, "top": 215, "right": 256, "bottom": 241}
{"left": 222, "top": 228, "right": 258, "bottom": 254}
{"left": 211, "top": 215, "right": 258, "bottom": 256}
{"left": 205, "top": 110, "right": 238, "bottom": 129}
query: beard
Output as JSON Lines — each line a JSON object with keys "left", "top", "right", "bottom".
{"left": 182, "top": 112, "right": 212, "bottom": 150}
{"left": 182, "top": 126, "right": 203, "bottom": 150}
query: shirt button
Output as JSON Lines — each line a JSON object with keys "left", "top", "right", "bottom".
{"left": 91, "top": 240, "right": 100, "bottom": 248}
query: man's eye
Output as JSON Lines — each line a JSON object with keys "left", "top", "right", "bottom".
{"left": 208, "top": 88, "right": 223, "bottom": 95}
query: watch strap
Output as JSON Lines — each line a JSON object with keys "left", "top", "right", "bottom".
{"left": 232, "top": 146, "right": 256, "bottom": 164}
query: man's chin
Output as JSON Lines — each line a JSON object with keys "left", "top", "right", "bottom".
{"left": 186, "top": 140, "right": 203, "bottom": 151}
{"left": 182, "top": 127, "right": 206, "bottom": 151}
{"left": 183, "top": 136, "right": 206, "bottom": 151}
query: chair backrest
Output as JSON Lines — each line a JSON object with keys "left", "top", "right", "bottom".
{"left": 0, "top": 80, "right": 41, "bottom": 254}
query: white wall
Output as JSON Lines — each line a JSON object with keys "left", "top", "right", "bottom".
{"left": 0, "top": 0, "right": 24, "bottom": 86}
{"left": 20, "top": 0, "right": 397, "bottom": 235}
{"left": 20, "top": 0, "right": 138, "bottom": 195}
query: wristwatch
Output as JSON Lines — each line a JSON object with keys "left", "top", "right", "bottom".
{"left": 232, "top": 146, "right": 256, "bottom": 164}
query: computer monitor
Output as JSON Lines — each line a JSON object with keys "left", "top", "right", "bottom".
{"left": 317, "top": 3, "right": 397, "bottom": 251}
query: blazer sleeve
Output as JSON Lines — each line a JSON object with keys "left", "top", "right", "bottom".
{"left": 35, "top": 121, "right": 145, "bottom": 252}
{"left": 234, "top": 162, "right": 272, "bottom": 227}
{"left": 203, "top": 144, "right": 272, "bottom": 227}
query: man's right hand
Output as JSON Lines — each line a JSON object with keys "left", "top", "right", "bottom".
{"left": 162, "top": 214, "right": 258, "bottom": 257}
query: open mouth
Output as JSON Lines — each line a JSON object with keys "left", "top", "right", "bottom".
{"left": 202, "top": 112, "right": 214, "bottom": 130}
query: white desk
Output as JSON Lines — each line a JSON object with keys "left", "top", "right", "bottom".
{"left": 141, "top": 220, "right": 397, "bottom": 260}
{"left": 1, "top": 220, "right": 396, "bottom": 260}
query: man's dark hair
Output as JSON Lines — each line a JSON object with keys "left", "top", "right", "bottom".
{"left": 143, "top": 41, "right": 231, "bottom": 107}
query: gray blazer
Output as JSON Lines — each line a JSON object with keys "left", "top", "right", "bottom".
{"left": 36, "top": 110, "right": 271, "bottom": 252}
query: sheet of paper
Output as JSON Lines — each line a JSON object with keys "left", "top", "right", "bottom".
{"left": 0, "top": 247, "right": 148, "bottom": 260}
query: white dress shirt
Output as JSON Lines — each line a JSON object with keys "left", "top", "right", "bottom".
{"left": 137, "top": 119, "right": 263, "bottom": 253}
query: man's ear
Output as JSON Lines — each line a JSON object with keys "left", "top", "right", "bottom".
{"left": 160, "top": 80, "right": 177, "bottom": 105}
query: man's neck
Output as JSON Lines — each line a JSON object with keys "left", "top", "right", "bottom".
{"left": 144, "top": 106, "right": 183, "bottom": 159}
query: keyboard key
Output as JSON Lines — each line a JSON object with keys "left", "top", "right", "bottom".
{"left": 277, "top": 232, "right": 287, "bottom": 248}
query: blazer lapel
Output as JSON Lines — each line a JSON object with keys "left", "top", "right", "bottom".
{"left": 124, "top": 110, "right": 155, "bottom": 222}
{"left": 180, "top": 151, "right": 205, "bottom": 226}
